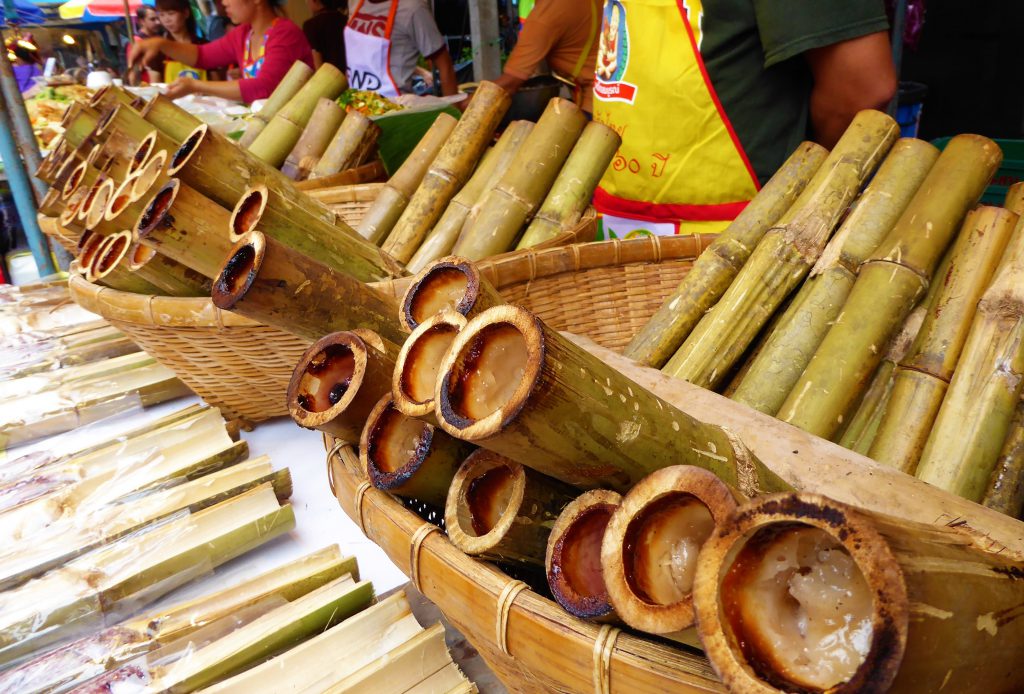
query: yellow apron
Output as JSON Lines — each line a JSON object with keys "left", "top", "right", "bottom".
{"left": 593, "top": 0, "right": 759, "bottom": 237}
{"left": 164, "top": 61, "right": 207, "bottom": 83}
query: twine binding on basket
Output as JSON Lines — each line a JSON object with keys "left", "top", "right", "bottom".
{"left": 326, "top": 439, "right": 346, "bottom": 497}
{"left": 592, "top": 624, "right": 621, "bottom": 694}
{"left": 354, "top": 481, "right": 372, "bottom": 535}
{"left": 409, "top": 523, "right": 441, "bottom": 593}
{"left": 495, "top": 579, "right": 529, "bottom": 656}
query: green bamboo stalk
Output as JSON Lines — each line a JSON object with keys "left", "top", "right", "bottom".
{"left": 731, "top": 138, "right": 939, "bottom": 414}
{"left": 982, "top": 399, "right": 1024, "bottom": 518}
{"left": 382, "top": 81, "right": 512, "bottom": 263}
{"left": 663, "top": 110, "right": 899, "bottom": 390}
{"left": 451, "top": 98, "right": 587, "bottom": 261}
{"left": 778, "top": 134, "right": 1004, "bottom": 439}
{"left": 869, "top": 207, "right": 1018, "bottom": 473}
{"left": 516, "top": 121, "right": 621, "bottom": 249}
{"left": 240, "top": 61, "right": 314, "bottom": 147}
{"left": 311, "top": 110, "right": 381, "bottom": 178}
{"left": 139, "top": 94, "right": 202, "bottom": 141}
{"left": 281, "top": 97, "right": 346, "bottom": 180}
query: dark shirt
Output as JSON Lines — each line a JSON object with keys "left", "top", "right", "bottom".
{"left": 303, "top": 9, "right": 348, "bottom": 72}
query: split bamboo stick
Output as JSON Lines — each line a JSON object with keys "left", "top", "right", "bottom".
{"left": 624, "top": 141, "right": 828, "bottom": 367}
{"left": 662, "top": 110, "right": 899, "bottom": 389}
{"left": 356, "top": 112, "right": 458, "bottom": 243}
{"left": 408, "top": 121, "right": 533, "bottom": 271}
{"left": 434, "top": 304, "right": 789, "bottom": 494}
{"left": 382, "top": 82, "right": 512, "bottom": 262}
{"left": 311, "top": 110, "right": 381, "bottom": 178}
{"left": 546, "top": 488, "right": 621, "bottom": 622}
{"left": 139, "top": 93, "right": 202, "bottom": 140}
{"left": 731, "top": 138, "right": 938, "bottom": 414}
{"left": 361, "top": 394, "right": 473, "bottom": 507}
{"left": 778, "top": 134, "right": 1004, "bottom": 439}
{"left": 602, "top": 465, "right": 737, "bottom": 642}
{"left": 445, "top": 448, "right": 576, "bottom": 566}
{"left": 693, "top": 492, "right": 1024, "bottom": 693}
{"left": 870, "top": 206, "right": 1018, "bottom": 473}
{"left": 399, "top": 255, "right": 503, "bottom": 331}
{"left": 239, "top": 60, "right": 315, "bottom": 147}
{"left": 248, "top": 63, "right": 348, "bottom": 167}
{"left": 1005, "top": 181, "right": 1024, "bottom": 214}
{"left": 393, "top": 311, "right": 467, "bottom": 422}
{"left": 517, "top": 121, "right": 621, "bottom": 249}
{"left": 982, "top": 399, "right": 1024, "bottom": 518}
{"left": 212, "top": 230, "right": 406, "bottom": 344}
{"left": 915, "top": 218, "right": 1024, "bottom": 500}
{"left": 281, "top": 97, "right": 346, "bottom": 180}
{"left": 451, "top": 98, "right": 587, "bottom": 261}
{"left": 287, "top": 330, "right": 399, "bottom": 442}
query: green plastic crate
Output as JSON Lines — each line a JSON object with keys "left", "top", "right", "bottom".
{"left": 932, "top": 137, "right": 1024, "bottom": 205}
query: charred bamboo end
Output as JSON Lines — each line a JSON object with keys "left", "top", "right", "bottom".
{"left": 360, "top": 395, "right": 440, "bottom": 493}
{"left": 435, "top": 305, "right": 543, "bottom": 441}
{"left": 79, "top": 231, "right": 107, "bottom": 280}
{"left": 600, "top": 466, "right": 736, "bottom": 636}
{"left": 287, "top": 331, "right": 369, "bottom": 430}
{"left": 129, "top": 131, "right": 157, "bottom": 177}
{"left": 229, "top": 185, "right": 269, "bottom": 242}
{"left": 693, "top": 493, "right": 908, "bottom": 694}
{"left": 393, "top": 311, "right": 467, "bottom": 419}
{"left": 135, "top": 178, "right": 179, "bottom": 239}
{"left": 61, "top": 161, "right": 87, "bottom": 200}
{"left": 401, "top": 257, "right": 487, "bottom": 331}
{"left": 131, "top": 149, "right": 168, "bottom": 201}
{"left": 547, "top": 489, "right": 622, "bottom": 620}
{"left": 212, "top": 230, "right": 266, "bottom": 310}
{"left": 167, "top": 124, "right": 209, "bottom": 177}
{"left": 444, "top": 449, "right": 526, "bottom": 555}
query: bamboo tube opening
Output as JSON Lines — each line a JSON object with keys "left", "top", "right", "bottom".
{"left": 89, "top": 232, "right": 130, "bottom": 280}
{"left": 79, "top": 232, "right": 106, "bottom": 279}
{"left": 85, "top": 178, "right": 115, "bottom": 230}
{"left": 292, "top": 343, "right": 357, "bottom": 414}
{"left": 212, "top": 232, "right": 262, "bottom": 308}
{"left": 437, "top": 312, "right": 541, "bottom": 436}
{"left": 105, "top": 177, "right": 138, "bottom": 220}
{"left": 62, "top": 162, "right": 87, "bottom": 199}
{"left": 229, "top": 185, "right": 267, "bottom": 241}
{"left": 87, "top": 85, "right": 111, "bottom": 108}
{"left": 127, "top": 242, "right": 157, "bottom": 271}
{"left": 547, "top": 490, "right": 621, "bottom": 619}
{"left": 131, "top": 149, "right": 167, "bottom": 201}
{"left": 396, "top": 313, "right": 465, "bottom": 414}
{"left": 167, "top": 124, "right": 207, "bottom": 175}
{"left": 401, "top": 258, "right": 496, "bottom": 330}
{"left": 77, "top": 178, "right": 106, "bottom": 222}
{"left": 77, "top": 228, "right": 96, "bottom": 253}
{"left": 694, "top": 494, "right": 908, "bottom": 694}
{"left": 129, "top": 131, "right": 157, "bottom": 177}
{"left": 136, "top": 179, "right": 179, "bottom": 238}
{"left": 94, "top": 104, "right": 119, "bottom": 138}
{"left": 449, "top": 452, "right": 523, "bottom": 542}
{"left": 362, "top": 397, "right": 440, "bottom": 492}
{"left": 59, "top": 197, "right": 82, "bottom": 228}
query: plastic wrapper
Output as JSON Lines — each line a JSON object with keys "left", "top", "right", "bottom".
{"left": 0, "top": 302, "right": 100, "bottom": 340}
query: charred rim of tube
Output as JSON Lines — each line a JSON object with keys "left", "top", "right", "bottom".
{"left": 287, "top": 333, "right": 366, "bottom": 427}
{"left": 167, "top": 124, "right": 207, "bottom": 175}
{"left": 448, "top": 452, "right": 524, "bottom": 548}
{"left": 697, "top": 494, "right": 908, "bottom": 694}
{"left": 106, "top": 177, "right": 138, "bottom": 221}
{"left": 129, "top": 132, "right": 156, "bottom": 177}
{"left": 93, "top": 232, "right": 131, "bottom": 278}
{"left": 136, "top": 179, "right": 179, "bottom": 239}
{"left": 230, "top": 186, "right": 267, "bottom": 241}
{"left": 548, "top": 495, "right": 620, "bottom": 619}
{"left": 95, "top": 104, "right": 119, "bottom": 137}
{"left": 62, "top": 162, "right": 87, "bottom": 199}
{"left": 403, "top": 261, "right": 479, "bottom": 331}
{"left": 127, "top": 242, "right": 157, "bottom": 271}
{"left": 362, "top": 398, "right": 436, "bottom": 492}
{"left": 212, "top": 231, "right": 264, "bottom": 310}
{"left": 131, "top": 150, "right": 167, "bottom": 201}
{"left": 397, "top": 315, "right": 463, "bottom": 409}
{"left": 437, "top": 308, "right": 543, "bottom": 437}
{"left": 87, "top": 85, "right": 110, "bottom": 108}
{"left": 86, "top": 179, "right": 116, "bottom": 230}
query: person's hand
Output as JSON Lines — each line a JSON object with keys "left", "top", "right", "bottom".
{"left": 128, "top": 37, "right": 165, "bottom": 69}
{"left": 165, "top": 76, "right": 197, "bottom": 100}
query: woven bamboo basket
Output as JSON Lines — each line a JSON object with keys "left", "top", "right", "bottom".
{"left": 63, "top": 203, "right": 598, "bottom": 424}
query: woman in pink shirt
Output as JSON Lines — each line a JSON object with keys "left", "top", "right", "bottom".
{"left": 129, "top": 0, "right": 313, "bottom": 103}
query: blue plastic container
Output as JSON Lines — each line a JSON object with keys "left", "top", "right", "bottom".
{"left": 896, "top": 81, "right": 928, "bottom": 138}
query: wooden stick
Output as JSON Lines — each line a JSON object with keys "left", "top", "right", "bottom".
{"left": 392, "top": 311, "right": 467, "bottom": 423}
{"left": 398, "top": 255, "right": 503, "bottom": 331}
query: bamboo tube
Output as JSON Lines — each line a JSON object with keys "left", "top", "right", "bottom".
{"left": 61, "top": 160, "right": 101, "bottom": 200}
{"left": 135, "top": 178, "right": 233, "bottom": 279}
{"left": 93, "top": 130, "right": 138, "bottom": 180}
{"left": 694, "top": 492, "right": 1024, "bottom": 694}
{"left": 227, "top": 182, "right": 404, "bottom": 282}
{"left": 732, "top": 138, "right": 939, "bottom": 414}
{"left": 778, "top": 134, "right": 1004, "bottom": 439}
{"left": 139, "top": 93, "right": 203, "bottom": 140}
{"left": 89, "top": 84, "right": 145, "bottom": 111}
{"left": 361, "top": 394, "right": 473, "bottom": 507}
{"left": 126, "top": 242, "right": 212, "bottom": 297}
{"left": 434, "top": 304, "right": 789, "bottom": 494}
{"left": 870, "top": 207, "right": 1018, "bottom": 473}
{"left": 85, "top": 233, "right": 164, "bottom": 294}
{"left": 76, "top": 176, "right": 113, "bottom": 225}
{"left": 837, "top": 306, "right": 926, "bottom": 454}
{"left": 408, "top": 121, "right": 534, "bottom": 271}
{"left": 983, "top": 399, "right": 1024, "bottom": 517}
{"left": 399, "top": 255, "right": 503, "bottom": 331}
{"left": 662, "top": 110, "right": 899, "bottom": 389}
{"left": 281, "top": 97, "right": 346, "bottom": 180}
{"left": 517, "top": 122, "right": 621, "bottom": 250}
{"left": 451, "top": 98, "right": 587, "bottom": 261}
{"left": 248, "top": 63, "right": 348, "bottom": 166}
{"left": 239, "top": 60, "right": 316, "bottom": 147}
{"left": 546, "top": 489, "right": 621, "bottom": 621}
{"left": 94, "top": 103, "right": 161, "bottom": 144}
{"left": 130, "top": 149, "right": 169, "bottom": 206}
{"left": 212, "top": 230, "right": 406, "bottom": 344}
{"left": 356, "top": 112, "right": 459, "bottom": 243}
{"left": 104, "top": 175, "right": 146, "bottom": 224}
{"left": 1005, "top": 182, "right": 1024, "bottom": 214}
{"left": 382, "top": 82, "right": 512, "bottom": 262}
{"left": 602, "top": 466, "right": 737, "bottom": 641}
{"left": 61, "top": 102, "right": 100, "bottom": 148}
{"left": 287, "top": 330, "right": 399, "bottom": 442}
{"left": 622, "top": 143, "right": 829, "bottom": 368}
{"left": 915, "top": 221, "right": 1024, "bottom": 500}
{"left": 83, "top": 177, "right": 117, "bottom": 230}
{"left": 311, "top": 110, "right": 381, "bottom": 178}
{"left": 126, "top": 128, "right": 175, "bottom": 179}
{"left": 393, "top": 311, "right": 467, "bottom": 422}
{"left": 37, "top": 189, "right": 64, "bottom": 218}
{"left": 445, "top": 448, "right": 576, "bottom": 566}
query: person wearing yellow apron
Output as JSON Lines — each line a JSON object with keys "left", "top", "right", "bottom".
{"left": 593, "top": 0, "right": 896, "bottom": 238}
{"left": 345, "top": 0, "right": 459, "bottom": 97}
{"left": 156, "top": 0, "right": 209, "bottom": 84}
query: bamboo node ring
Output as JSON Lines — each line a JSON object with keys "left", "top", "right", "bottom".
{"left": 592, "top": 624, "right": 621, "bottom": 694}
{"left": 409, "top": 523, "right": 441, "bottom": 593}
{"left": 354, "top": 481, "right": 372, "bottom": 535}
{"left": 495, "top": 579, "right": 528, "bottom": 655}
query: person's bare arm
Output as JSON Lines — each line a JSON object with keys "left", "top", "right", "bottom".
{"left": 804, "top": 31, "right": 897, "bottom": 149}
{"left": 493, "top": 72, "right": 526, "bottom": 96}
{"left": 128, "top": 37, "right": 200, "bottom": 70}
{"left": 427, "top": 46, "right": 458, "bottom": 96}
{"left": 166, "top": 76, "right": 242, "bottom": 101}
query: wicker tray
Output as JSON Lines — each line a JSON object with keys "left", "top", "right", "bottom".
{"left": 64, "top": 203, "right": 600, "bottom": 424}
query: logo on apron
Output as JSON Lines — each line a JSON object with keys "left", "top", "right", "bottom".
{"left": 349, "top": 70, "right": 383, "bottom": 91}
{"left": 594, "top": 0, "right": 637, "bottom": 104}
